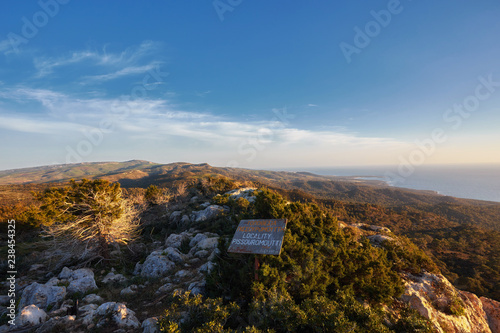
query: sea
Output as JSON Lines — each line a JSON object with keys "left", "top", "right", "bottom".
{"left": 283, "top": 164, "right": 500, "bottom": 203}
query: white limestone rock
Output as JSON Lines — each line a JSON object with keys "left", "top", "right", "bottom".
{"left": 120, "top": 285, "right": 138, "bottom": 296}
{"left": 96, "top": 302, "right": 140, "bottom": 328}
{"left": 15, "top": 305, "right": 47, "bottom": 326}
{"left": 67, "top": 268, "right": 97, "bottom": 295}
{"left": 189, "top": 233, "right": 208, "bottom": 248}
{"left": 136, "top": 250, "right": 175, "bottom": 278}
{"left": 163, "top": 247, "right": 185, "bottom": 263}
{"left": 155, "top": 283, "right": 174, "bottom": 295}
{"left": 142, "top": 317, "right": 159, "bottom": 333}
{"left": 164, "top": 233, "right": 188, "bottom": 249}
{"left": 191, "top": 205, "right": 226, "bottom": 223}
{"left": 225, "top": 187, "right": 257, "bottom": 202}
{"left": 79, "top": 303, "right": 98, "bottom": 325}
{"left": 196, "top": 237, "right": 219, "bottom": 251}
{"left": 82, "top": 293, "right": 104, "bottom": 304}
{"left": 18, "top": 282, "right": 66, "bottom": 313}
{"left": 102, "top": 272, "right": 127, "bottom": 284}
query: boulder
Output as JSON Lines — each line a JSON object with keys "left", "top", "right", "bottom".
{"left": 79, "top": 303, "right": 98, "bottom": 325}
{"left": 142, "top": 317, "right": 159, "bottom": 333}
{"left": 67, "top": 268, "right": 97, "bottom": 295}
{"left": 481, "top": 297, "right": 500, "bottom": 333}
{"left": 58, "top": 267, "right": 73, "bottom": 280}
{"left": 135, "top": 250, "right": 175, "bottom": 278}
{"left": 96, "top": 302, "right": 140, "bottom": 328}
{"left": 163, "top": 247, "right": 185, "bottom": 263}
{"left": 188, "top": 280, "right": 206, "bottom": 296}
{"left": 155, "top": 283, "right": 174, "bottom": 295}
{"left": 189, "top": 233, "right": 208, "bottom": 248}
{"left": 196, "top": 237, "right": 219, "bottom": 251}
{"left": 15, "top": 305, "right": 47, "bottom": 326}
{"left": 18, "top": 282, "right": 66, "bottom": 313}
{"left": 165, "top": 233, "right": 187, "bottom": 249}
{"left": 169, "top": 211, "right": 182, "bottom": 223}
{"left": 191, "top": 205, "right": 225, "bottom": 223}
{"left": 82, "top": 294, "right": 104, "bottom": 304}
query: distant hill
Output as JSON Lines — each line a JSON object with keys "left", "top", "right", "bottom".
{"left": 1, "top": 160, "right": 497, "bottom": 205}
{"left": 1, "top": 160, "right": 499, "bottom": 231}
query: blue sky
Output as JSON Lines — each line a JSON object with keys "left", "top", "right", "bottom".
{"left": 1, "top": 0, "right": 499, "bottom": 171}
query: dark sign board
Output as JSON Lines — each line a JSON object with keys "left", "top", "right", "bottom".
{"left": 227, "top": 219, "right": 287, "bottom": 255}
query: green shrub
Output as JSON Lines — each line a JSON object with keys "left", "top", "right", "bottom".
{"left": 158, "top": 291, "right": 239, "bottom": 333}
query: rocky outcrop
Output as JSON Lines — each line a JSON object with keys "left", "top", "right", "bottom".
{"left": 225, "top": 187, "right": 258, "bottom": 202}
{"left": 401, "top": 272, "right": 492, "bottom": 333}
{"left": 18, "top": 282, "right": 66, "bottom": 313}
{"left": 367, "top": 234, "right": 394, "bottom": 246}
{"left": 481, "top": 297, "right": 500, "bottom": 333}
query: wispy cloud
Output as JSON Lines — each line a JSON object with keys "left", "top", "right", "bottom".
{"left": 0, "top": 87, "right": 411, "bottom": 167}
{"left": 0, "top": 114, "right": 90, "bottom": 134}
{"left": 82, "top": 63, "right": 160, "bottom": 83}
{"left": 33, "top": 41, "right": 163, "bottom": 78}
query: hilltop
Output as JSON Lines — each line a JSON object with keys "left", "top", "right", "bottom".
{"left": 0, "top": 161, "right": 500, "bottom": 332}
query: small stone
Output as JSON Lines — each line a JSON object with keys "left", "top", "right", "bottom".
{"left": 102, "top": 272, "right": 127, "bottom": 284}
{"left": 120, "top": 285, "right": 138, "bottom": 296}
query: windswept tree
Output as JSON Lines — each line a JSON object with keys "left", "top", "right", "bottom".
{"left": 36, "top": 179, "right": 140, "bottom": 260}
